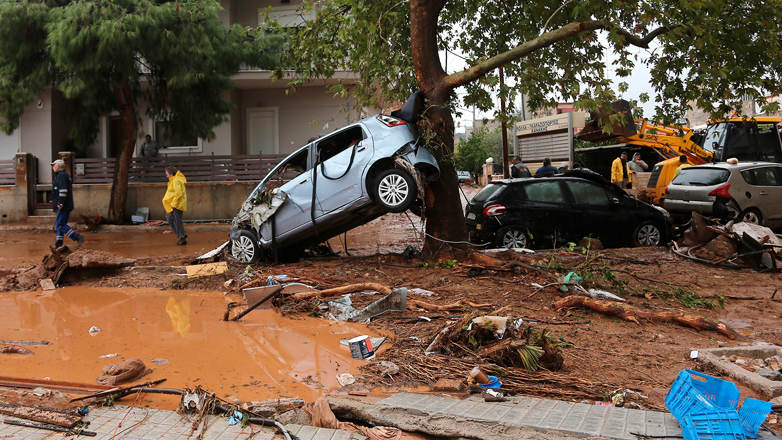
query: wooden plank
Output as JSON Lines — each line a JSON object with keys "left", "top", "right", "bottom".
{"left": 186, "top": 262, "right": 228, "bottom": 278}
{"left": 0, "top": 376, "right": 114, "bottom": 394}
{"left": 0, "top": 402, "right": 82, "bottom": 428}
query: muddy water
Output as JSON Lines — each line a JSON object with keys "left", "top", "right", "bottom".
{"left": 0, "top": 286, "right": 384, "bottom": 405}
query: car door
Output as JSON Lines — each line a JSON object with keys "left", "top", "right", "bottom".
{"left": 313, "top": 125, "right": 374, "bottom": 219}
{"left": 519, "top": 180, "right": 576, "bottom": 246}
{"left": 564, "top": 180, "right": 619, "bottom": 245}
{"left": 258, "top": 146, "right": 319, "bottom": 242}
{"left": 739, "top": 165, "right": 782, "bottom": 226}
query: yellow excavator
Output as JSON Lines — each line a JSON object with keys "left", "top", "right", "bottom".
{"left": 577, "top": 101, "right": 782, "bottom": 206}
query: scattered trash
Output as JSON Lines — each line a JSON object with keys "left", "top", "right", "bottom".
{"left": 558, "top": 272, "right": 583, "bottom": 292}
{"left": 96, "top": 358, "right": 153, "bottom": 386}
{"left": 328, "top": 287, "right": 407, "bottom": 322}
{"left": 485, "top": 389, "right": 505, "bottom": 398}
{"left": 40, "top": 279, "right": 56, "bottom": 291}
{"left": 0, "top": 340, "right": 50, "bottom": 346}
{"left": 585, "top": 288, "right": 625, "bottom": 302}
{"left": 347, "top": 335, "right": 375, "bottom": 360}
{"left": 230, "top": 286, "right": 283, "bottom": 321}
{"left": 242, "top": 285, "right": 281, "bottom": 311}
{"left": 690, "top": 350, "right": 699, "bottom": 359}
{"left": 98, "top": 353, "right": 117, "bottom": 359}
{"left": 223, "top": 279, "right": 234, "bottom": 287}
{"left": 408, "top": 287, "right": 437, "bottom": 297}
{"left": 531, "top": 283, "right": 544, "bottom": 289}
{"left": 196, "top": 241, "right": 230, "bottom": 261}
{"left": 595, "top": 401, "right": 615, "bottom": 407}
{"left": 183, "top": 390, "right": 204, "bottom": 411}
{"left": 150, "top": 358, "right": 170, "bottom": 366}
{"left": 470, "top": 367, "right": 491, "bottom": 385}
{"left": 336, "top": 373, "right": 355, "bottom": 387}
{"left": 377, "top": 361, "right": 399, "bottom": 377}
{"left": 227, "top": 410, "right": 244, "bottom": 426}
{"left": 0, "top": 345, "right": 34, "bottom": 355}
{"left": 267, "top": 274, "right": 290, "bottom": 284}
{"left": 88, "top": 326, "right": 100, "bottom": 335}
{"left": 468, "top": 316, "right": 522, "bottom": 340}
{"left": 186, "top": 262, "right": 228, "bottom": 278}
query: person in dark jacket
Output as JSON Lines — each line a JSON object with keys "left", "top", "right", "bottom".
{"left": 510, "top": 156, "right": 531, "bottom": 178}
{"left": 51, "top": 159, "right": 85, "bottom": 249}
{"left": 534, "top": 158, "right": 559, "bottom": 176}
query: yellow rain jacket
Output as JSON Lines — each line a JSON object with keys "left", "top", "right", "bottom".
{"left": 163, "top": 171, "right": 187, "bottom": 213}
{"left": 611, "top": 157, "right": 632, "bottom": 184}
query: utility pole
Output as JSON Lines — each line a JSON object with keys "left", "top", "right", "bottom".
{"left": 500, "top": 67, "right": 510, "bottom": 178}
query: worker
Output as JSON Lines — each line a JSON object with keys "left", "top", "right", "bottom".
{"left": 510, "top": 156, "right": 531, "bottom": 178}
{"left": 534, "top": 158, "right": 559, "bottom": 176}
{"left": 611, "top": 151, "right": 632, "bottom": 189}
{"left": 627, "top": 153, "right": 648, "bottom": 173}
{"left": 672, "top": 155, "right": 691, "bottom": 179}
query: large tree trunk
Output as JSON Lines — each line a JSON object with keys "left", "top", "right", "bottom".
{"left": 410, "top": 0, "right": 469, "bottom": 255}
{"left": 107, "top": 77, "right": 138, "bottom": 223}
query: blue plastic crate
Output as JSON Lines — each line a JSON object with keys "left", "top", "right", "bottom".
{"left": 681, "top": 409, "right": 746, "bottom": 440}
{"left": 738, "top": 398, "right": 773, "bottom": 438}
{"left": 666, "top": 370, "right": 741, "bottom": 421}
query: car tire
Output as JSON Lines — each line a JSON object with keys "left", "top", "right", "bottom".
{"left": 374, "top": 169, "right": 416, "bottom": 213}
{"left": 738, "top": 208, "right": 762, "bottom": 225}
{"left": 633, "top": 221, "right": 663, "bottom": 247}
{"left": 231, "top": 229, "right": 260, "bottom": 263}
{"left": 495, "top": 226, "right": 531, "bottom": 249}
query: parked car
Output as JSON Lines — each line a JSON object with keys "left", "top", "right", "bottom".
{"left": 457, "top": 170, "right": 471, "bottom": 184}
{"left": 465, "top": 170, "right": 673, "bottom": 249}
{"left": 664, "top": 162, "right": 782, "bottom": 226}
{"left": 229, "top": 92, "right": 440, "bottom": 263}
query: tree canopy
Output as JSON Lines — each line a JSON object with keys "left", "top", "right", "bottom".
{"left": 274, "top": 0, "right": 782, "bottom": 250}
{"left": 0, "top": 0, "right": 280, "bottom": 221}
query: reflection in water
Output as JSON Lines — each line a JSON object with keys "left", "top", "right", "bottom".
{"left": 0, "top": 287, "right": 381, "bottom": 405}
{"left": 165, "top": 297, "right": 191, "bottom": 337}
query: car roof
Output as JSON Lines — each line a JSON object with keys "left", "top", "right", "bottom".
{"left": 686, "top": 161, "right": 781, "bottom": 171}
{"left": 491, "top": 169, "right": 611, "bottom": 186}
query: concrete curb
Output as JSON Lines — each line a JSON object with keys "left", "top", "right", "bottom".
{"left": 698, "top": 345, "right": 782, "bottom": 398}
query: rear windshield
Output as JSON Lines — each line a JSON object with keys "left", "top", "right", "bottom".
{"left": 472, "top": 183, "right": 505, "bottom": 202}
{"left": 670, "top": 168, "right": 730, "bottom": 186}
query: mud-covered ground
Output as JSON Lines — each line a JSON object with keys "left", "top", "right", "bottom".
{"left": 1, "top": 185, "right": 781, "bottom": 430}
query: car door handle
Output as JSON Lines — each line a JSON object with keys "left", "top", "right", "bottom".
{"left": 299, "top": 178, "right": 310, "bottom": 184}
{"left": 357, "top": 146, "right": 366, "bottom": 152}
{"left": 759, "top": 191, "right": 768, "bottom": 195}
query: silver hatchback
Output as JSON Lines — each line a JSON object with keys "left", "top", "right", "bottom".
{"left": 664, "top": 162, "right": 782, "bottom": 226}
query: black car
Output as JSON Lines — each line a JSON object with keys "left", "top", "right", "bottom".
{"left": 465, "top": 171, "right": 673, "bottom": 249}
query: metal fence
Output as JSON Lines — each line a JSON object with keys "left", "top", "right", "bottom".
{"left": 73, "top": 153, "right": 288, "bottom": 184}
{"left": 0, "top": 160, "right": 14, "bottom": 186}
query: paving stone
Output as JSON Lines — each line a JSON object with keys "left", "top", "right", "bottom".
{"left": 466, "top": 402, "right": 498, "bottom": 419}
{"left": 441, "top": 399, "right": 481, "bottom": 417}
{"left": 500, "top": 405, "right": 533, "bottom": 424}
{"left": 312, "top": 427, "right": 339, "bottom": 440}
{"left": 476, "top": 402, "right": 515, "bottom": 422}
{"left": 296, "top": 425, "right": 320, "bottom": 440}
{"left": 518, "top": 409, "right": 550, "bottom": 427}
{"left": 420, "top": 396, "right": 459, "bottom": 414}
{"left": 406, "top": 395, "right": 441, "bottom": 411}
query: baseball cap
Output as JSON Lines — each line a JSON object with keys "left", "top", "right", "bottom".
{"left": 51, "top": 159, "right": 65, "bottom": 167}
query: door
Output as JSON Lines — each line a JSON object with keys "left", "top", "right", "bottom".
{"left": 313, "top": 126, "right": 374, "bottom": 218}
{"left": 247, "top": 108, "right": 278, "bottom": 155}
{"left": 564, "top": 180, "right": 618, "bottom": 244}
{"left": 739, "top": 165, "right": 782, "bottom": 225}
{"left": 519, "top": 180, "right": 575, "bottom": 246}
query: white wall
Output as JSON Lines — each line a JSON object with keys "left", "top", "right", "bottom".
{"left": 0, "top": 128, "right": 20, "bottom": 161}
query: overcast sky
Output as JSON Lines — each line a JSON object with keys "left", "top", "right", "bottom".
{"left": 448, "top": 35, "right": 659, "bottom": 133}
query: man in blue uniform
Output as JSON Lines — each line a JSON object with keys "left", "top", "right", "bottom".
{"left": 51, "top": 159, "right": 85, "bottom": 249}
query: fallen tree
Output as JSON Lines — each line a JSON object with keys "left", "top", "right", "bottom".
{"left": 553, "top": 296, "right": 740, "bottom": 340}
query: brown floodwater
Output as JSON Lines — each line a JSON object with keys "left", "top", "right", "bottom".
{"left": 0, "top": 286, "right": 389, "bottom": 406}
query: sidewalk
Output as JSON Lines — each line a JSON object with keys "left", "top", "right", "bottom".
{"left": 0, "top": 404, "right": 366, "bottom": 440}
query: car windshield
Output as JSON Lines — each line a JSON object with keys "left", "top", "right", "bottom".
{"left": 670, "top": 168, "right": 730, "bottom": 186}
{"left": 473, "top": 183, "right": 505, "bottom": 202}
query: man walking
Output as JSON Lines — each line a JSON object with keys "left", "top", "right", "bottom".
{"left": 611, "top": 151, "right": 632, "bottom": 188}
{"left": 51, "top": 159, "right": 85, "bottom": 249}
{"left": 139, "top": 134, "right": 159, "bottom": 158}
{"left": 163, "top": 166, "right": 188, "bottom": 245}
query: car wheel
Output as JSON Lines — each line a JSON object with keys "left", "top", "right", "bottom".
{"left": 633, "top": 221, "right": 662, "bottom": 247}
{"left": 231, "top": 229, "right": 260, "bottom": 263}
{"left": 738, "top": 208, "right": 762, "bottom": 225}
{"left": 495, "top": 226, "right": 530, "bottom": 249}
{"left": 374, "top": 169, "right": 416, "bottom": 213}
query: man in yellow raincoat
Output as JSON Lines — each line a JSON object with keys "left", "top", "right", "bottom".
{"left": 611, "top": 151, "right": 632, "bottom": 189}
{"left": 163, "top": 166, "right": 188, "bottom": 245}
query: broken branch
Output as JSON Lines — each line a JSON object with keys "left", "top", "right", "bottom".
{"left": 292, "top": 283, "right": 391, "bottom": 300}
{"left": 553, "top": 296, "right": 740, "bottom": 339}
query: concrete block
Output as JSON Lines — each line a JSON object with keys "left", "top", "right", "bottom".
{"left": 519, "top": 409, "right": 550, "bottom": 427}
{"left": 296, "top": 425, "right": 320, "bottom": 440}
{"left": 477, "top": 403, "right": 515, "bottom": 421}
{"left": 575, "top": 415, "right": 606, "bottom": 436}
{"left": 312, "top": 427, "right": 338, "bottom": 440}
{"left": 467, "top": 402, "right": 498, "bottom": 419}
{"left": 420, "top": 397, "right": 459, "bottom": 414}
{"left": 500, "top": 406, "right": 532, "bottom": 423}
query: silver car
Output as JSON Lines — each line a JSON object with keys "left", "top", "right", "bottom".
{"left": 229, "top": 93, "right": 440, "bottom": 263}
{"left": 664, "top": 162, "right": 782, "bottom": 226}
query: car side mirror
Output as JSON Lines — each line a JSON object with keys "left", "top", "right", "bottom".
{"left": 611, "top": 198, "right": 620, "bottom": 205}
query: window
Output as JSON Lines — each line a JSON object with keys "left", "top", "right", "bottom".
{"left": 741, "top": 166, "right": 782, "bottom": 186}
{"left": 523, "top": 181, "right": 566, "bottom": 203}
{"left": 262, "top": 4, "right": 316, "bottom": 28}
{"left": 473, "top": 184, "right": 505, "bottom": 203}
{"left": 315, "top": 127, "right": 365, "bottom": 163}
{"left": 671, "top": 168, "right": 730, "bottom": 186}
{"left": 154, "top": 120, "right": 201, "bottom": 153}
{"left": 566, "top": 181, "right": 611, "bottom": 206}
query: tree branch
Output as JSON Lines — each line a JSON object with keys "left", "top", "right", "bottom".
{"left": 441, "top": 20, "right": 672, "bottom": 91}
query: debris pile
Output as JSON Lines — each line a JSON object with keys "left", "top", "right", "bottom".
{"left": 673, "top": 212, "right": 782, "bottom": 271}
{"left": 721, "top": 354, "right": 782, "bottom": 381}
